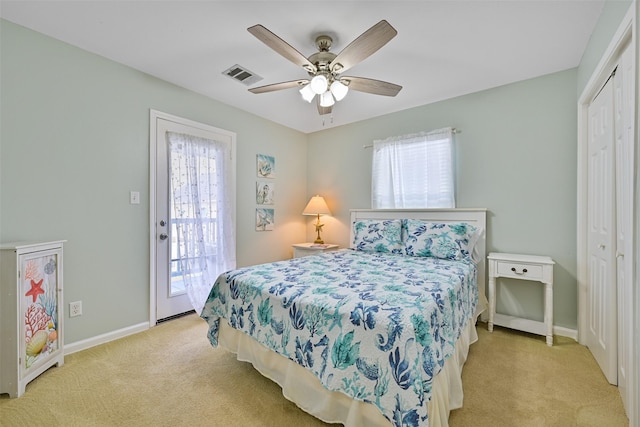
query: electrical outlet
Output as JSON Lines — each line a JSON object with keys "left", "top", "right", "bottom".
{"left": 69, "top": 301, "right": 82, "bottom": 317}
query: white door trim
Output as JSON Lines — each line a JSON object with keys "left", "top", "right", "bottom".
{"left": 576, "top": 3, "right": 635, "bottom": 423}
{"left": 148, "top": 109, "right": 236, "bottom": 326}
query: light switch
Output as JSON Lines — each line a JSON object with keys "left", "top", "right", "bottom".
{"left": 130, "top": 191, "right": 140, "bottom": 204}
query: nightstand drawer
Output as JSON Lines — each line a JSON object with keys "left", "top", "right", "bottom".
{"left": 496, "top": 261, "right": 543, "bottom": 280}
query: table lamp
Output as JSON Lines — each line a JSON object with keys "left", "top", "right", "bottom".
{"left": 302, "top": 195, "right": 331, "bottom": 244}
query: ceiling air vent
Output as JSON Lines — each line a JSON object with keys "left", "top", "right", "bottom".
{"left": 222, "top": 64, "right": 263, "bottom": 86}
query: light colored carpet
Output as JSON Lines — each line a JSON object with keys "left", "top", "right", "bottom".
{"left": 0, "top": 314, "right": 627, "bottom": 426}
{"left": 449, "top": 323, "right": 628, "bottom": 427}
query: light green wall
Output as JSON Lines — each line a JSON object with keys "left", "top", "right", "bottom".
{"left": 307, "top": 69, "right": 579, "bottom": 329}
{"left": 577, "top": 0, "right": 632, "bottom": 95}
{"left": 0, "top": 20, "right": 308, "bottom": 344}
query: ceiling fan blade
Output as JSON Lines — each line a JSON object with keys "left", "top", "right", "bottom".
{"left": 248, "top": 25, "right": 317, "bottom": 73}
{"left": 317, "top": 98, "right": 332, "bottom": 115}
{"left": 341, "top": 76, "right": 402, "bottom": 97}
{"left": 330, "top": 20, "right": 397, "bottom": 73}
{"left": 249, "top": 79, "right": 309, "bottom": 94}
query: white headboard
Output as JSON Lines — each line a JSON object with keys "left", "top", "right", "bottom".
{"left": 349, "top": 208, "right": 488, "bottom": 316}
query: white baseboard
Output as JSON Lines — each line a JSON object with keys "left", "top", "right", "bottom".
{"left": 553, "top": 325, "right": 578, "bottom": 341}
{"left": 64, "top": 322, "right": 150, "bottom": 355}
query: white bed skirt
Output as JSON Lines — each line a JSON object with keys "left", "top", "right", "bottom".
{"left": 217, "top": 315, "right": 478, "bottom": 427}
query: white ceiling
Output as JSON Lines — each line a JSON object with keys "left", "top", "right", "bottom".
{"left": 1, "top": 1, "right": 604, "bottom": 134}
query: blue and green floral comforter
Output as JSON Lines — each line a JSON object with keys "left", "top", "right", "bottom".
{"left": 200, "top": 249, "right": 478, "bottom": 427}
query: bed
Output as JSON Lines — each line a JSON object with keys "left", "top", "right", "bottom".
{"left": 201, "top": 208, "right": 487, "bottom": 427}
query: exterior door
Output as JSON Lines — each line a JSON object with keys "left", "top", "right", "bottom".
{"left": 586, "top": 75, "right": 617, "bottom": 385}
{"left": 151, "top": 111, "right": 235, "bottom": 322}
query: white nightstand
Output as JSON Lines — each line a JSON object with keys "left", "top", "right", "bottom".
{"left": 487, "top": 252, "right": 555, "bottom": 346}
{"left": 292, "top": 243, "right": 339, "bottom": 258}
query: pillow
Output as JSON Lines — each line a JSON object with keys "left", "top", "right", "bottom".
{"left": 352, "top": 219, "right": 403, "bottom": 254}
{"left": 469, "top": 226, "right": 484, "bottom": 263}
{"left": 403, "top": 220, "right": 480, "bottom": 261}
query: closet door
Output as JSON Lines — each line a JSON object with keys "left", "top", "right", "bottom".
{"left": 613, "top": 42, "right": 634, "bottom": 414}
{"left": 586, "top": 75, "right": 617, "bottom": 385}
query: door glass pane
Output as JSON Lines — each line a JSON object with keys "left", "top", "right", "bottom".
{"left": 168, "top": 138, "right": 218, "bottom": 299}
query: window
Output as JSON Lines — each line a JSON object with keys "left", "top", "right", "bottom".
{"left": 371, "top": 127, "right": 454, "bottom": 208}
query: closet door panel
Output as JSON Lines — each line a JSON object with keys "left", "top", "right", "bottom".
{"left": 586, "top": 77, "right": 617, "bottom": 385}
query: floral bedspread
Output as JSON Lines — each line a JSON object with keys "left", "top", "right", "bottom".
{"left": 200, "top": 249, "right": 478, "bottom": 427}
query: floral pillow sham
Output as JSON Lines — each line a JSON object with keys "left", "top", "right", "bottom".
{"left": 403, "top": 220, "right": 480, "bottom": 261}
{"left": 352, "top": 219, "right": 403, "bottom": 254}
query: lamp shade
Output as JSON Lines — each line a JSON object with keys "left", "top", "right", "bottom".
{"left": 330, "top": 80, "right": 349, "bottom": 101}
{"left": 302, "top": 195, "right": 331, "bottom": 216}
{"left": 299, "top": 84, "right": 315, "bottom": 103}
{"left": 319, "top": 91, "right": 335, "bottom": 107}
{"left": 310, "top": 75, "right": 328, "bottom": 94}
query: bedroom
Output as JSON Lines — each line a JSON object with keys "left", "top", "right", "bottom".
{"left": 0, "top": 0, "right": 638, "bottom": 425}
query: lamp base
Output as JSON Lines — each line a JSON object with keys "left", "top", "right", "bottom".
{"left": 314, "top": 214, "right": 324, "bottom": 244}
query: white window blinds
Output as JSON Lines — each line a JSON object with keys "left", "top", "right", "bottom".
{"left": 371, "top": 127, "right": 455, "bottom": 209}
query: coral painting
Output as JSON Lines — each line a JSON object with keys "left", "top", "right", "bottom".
{"left": 22, "top": 255, "right": 59, "bottom": 369}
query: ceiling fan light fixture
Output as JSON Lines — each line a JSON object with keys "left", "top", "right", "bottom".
{"left": 247, "top": 21, "right": 401, "bottom": 116}
{"left": 320, "top": 91, "right": 335, "bottom": 107}
{"left": 310, "top": 75, "right": 328, "bottom": 94}
{"left": 330, "top": 80, "right": 349, "bottom": 101}
{"left": 299, "top": 84, "right": 315, "bottom": 102}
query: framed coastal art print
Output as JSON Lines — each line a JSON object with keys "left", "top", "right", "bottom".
{"left": 256, "top": 208, "right": 274, "bottom": 231}
{"left": 256, "top": 182, "right": 274, "bottom": 205}
{"left": 256, "top": 154, "right": 275, "bottom": 179}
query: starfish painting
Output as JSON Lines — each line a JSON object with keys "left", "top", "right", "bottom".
{"left": 25, "top": 278, "right": 45, "bottom": 303}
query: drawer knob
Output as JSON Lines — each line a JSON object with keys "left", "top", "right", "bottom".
{"left": 511, "top": 267, "right": 528, "bottom": 274}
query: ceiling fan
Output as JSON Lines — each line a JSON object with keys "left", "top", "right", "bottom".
{"left": 247, "top": 20, "right": 402, "bottom": 116}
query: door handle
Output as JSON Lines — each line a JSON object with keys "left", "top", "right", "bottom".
{"left": 159, "top": 233, "right": 168, "bottom": 240}
{"left": 616, "top": 251, "right": 624, "bottom": 258}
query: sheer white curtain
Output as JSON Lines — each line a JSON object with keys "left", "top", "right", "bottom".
{"left": 371, "top": 127, "right": 455, "bottom": 208}
{"left": 167, "top": 131, "right": 236, "bottom": 314}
